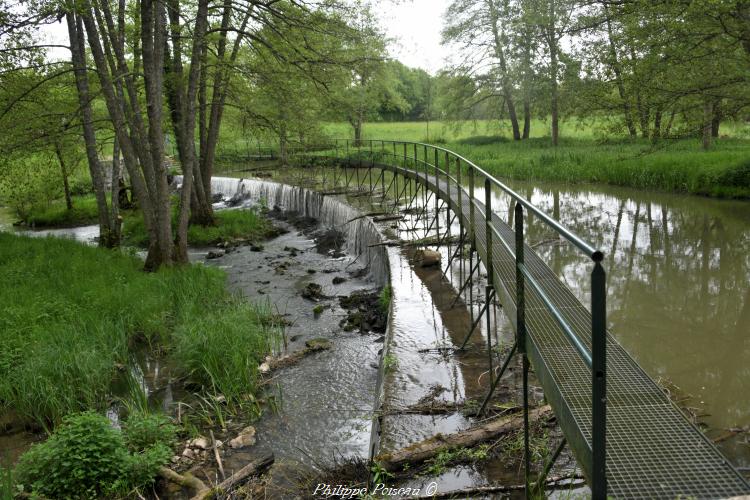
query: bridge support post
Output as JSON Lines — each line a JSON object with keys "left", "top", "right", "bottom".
{"left": 592, "top": 257, "right": 607, "bottom": 499}
{"left": 514, "top": 202, "right": 532, "bottom": 497}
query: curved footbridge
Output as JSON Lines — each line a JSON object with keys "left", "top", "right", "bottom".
{"left": 288, "top": 140, "right": 750, "bottom": 499}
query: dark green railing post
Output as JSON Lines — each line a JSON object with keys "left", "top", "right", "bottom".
{"left": 381, "top": 141, "right": 386, "bottom": 195}
{"left": 369, "top": 139, "right": 373, "bottom": 193}
{"left": 592, "top": 253, "right": 607, "bottom": 499}
{"left": 445, "top": 151, "right": 451, "bottom": 211}
{"left": 515, "top": 202, "right": 530, "bottom": 496}
{"left": 484, "top": 178, "right": 494, "bottom": 374}
{"left": 469, "top": 167, "right": 475, "bottom": 243}
{"left": 423, "top": 145, "right": 428, "bottom": 208}
{"left": 434, "top": 148, "right": 440, "bottom": 236}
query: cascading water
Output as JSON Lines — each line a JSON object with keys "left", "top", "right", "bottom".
{"left": 210, "top": 176, "right": 389, "bottom": 287}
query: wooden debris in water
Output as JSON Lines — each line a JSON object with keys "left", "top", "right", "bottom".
{"left": 375, "top": 405, "right": 552, "bottom": 472}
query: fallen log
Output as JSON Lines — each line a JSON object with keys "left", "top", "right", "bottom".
{"left": 191, "top": 452, "right": 275, "bottom": 500}
{"left": 402, "top": 236, "right": 462, "bottom": 247}
{"left": 159, "top": 467, "right": 207, "bottom": 493}
{"left": 375, "top": 405, "right": 552, "bottom": 472}
{"left": 373, "top": 215, "right": 405, "bottom": 222}
{"left": 261, "top": 338, "right": 333, "bottom": 373}
{"left": 345, "top": 212, "right": 387, "bottom": 224}
{"left": 368, "top": 241, "right": 402, "bottom": 248}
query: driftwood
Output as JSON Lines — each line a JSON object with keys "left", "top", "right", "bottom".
{"left": 209, "top": 430, "right": 225, "bottom": 480}
{"left": 402, "top": 235, "right": 462, "bottom": 247}
{"left": 345, "top": 212, "right": 387, "bottom": 224}
{"left": 373, "top": 215, "right": 405, "bottom": 222}
{"left": 375, "top": 405, "right": 552, "bottom": 472}
{"left": 264, "top": 338, "right": 332, "bottom": 372}
{"left": 191, "top": 453, "right": 275, "bottom": 500}
{"left": 368, "top": 241, "right": 402, "bottom": 248}
{"left": 159, "top": 467, "right": 207, "bottom": 492}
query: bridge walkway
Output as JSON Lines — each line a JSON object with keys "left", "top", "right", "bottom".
{"left": 378, "top": 160, "right": 750, "bottom": 499}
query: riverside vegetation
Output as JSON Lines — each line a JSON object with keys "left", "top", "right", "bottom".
{"left": 216, "top": 120, "right": 750, "bottom": 199}
{"left": 0, "top": 232, "right": 281, "bottom": 496}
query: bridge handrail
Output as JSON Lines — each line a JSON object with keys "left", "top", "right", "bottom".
{"left": 288, "top": 138, "right": 608, "bottom": 495}
{"left": 327, "top": 139, "right": 603, "bottom": 261}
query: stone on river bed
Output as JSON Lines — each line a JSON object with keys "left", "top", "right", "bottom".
{"left": 229, "top": 426, "right": 257, "bottom": 449}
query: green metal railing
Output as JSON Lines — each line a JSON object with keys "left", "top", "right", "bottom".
{"left": 279, "top": 138, "right": 608, "bottom": 496}
{"left": 227, "top": 137, "right": 607, "bottom": 493}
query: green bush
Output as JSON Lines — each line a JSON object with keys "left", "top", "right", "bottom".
{"left": 122, "top": 412, "right": 178, "bottom": 452}
{"left": 0, "top": 153, "right": 63, "bottom": 221}
{"left": 15, "top": 412, "right": 171, "bottom": 499}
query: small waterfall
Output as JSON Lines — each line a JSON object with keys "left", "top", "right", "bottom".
{"left": 210, "top": 176, "right": 389, "bottom": 287}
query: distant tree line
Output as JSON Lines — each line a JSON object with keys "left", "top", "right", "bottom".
{"left": 440, "top": 0, "right": 750, "bottom": 148}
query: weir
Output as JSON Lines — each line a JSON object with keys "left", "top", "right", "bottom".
{"left": 270, "top": 140, "right": 750, "bottom": 499}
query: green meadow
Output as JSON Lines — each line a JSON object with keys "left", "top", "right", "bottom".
{"left": 219, "top": 119, "right": 750, "bottom": 198}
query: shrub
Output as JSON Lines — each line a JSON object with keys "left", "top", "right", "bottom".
{"left": 15, "top": 412, "right": 173, "bottom": 499}
{"left": 122, "top": 412, "right": 178, "bottom": 452}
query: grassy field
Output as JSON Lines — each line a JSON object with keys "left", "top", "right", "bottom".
{"left": 327, "top": 120, "right": 750, "bottom": 198}
{"left": 219, "top": 119, "right": 750, "bottom": 198}
{"left": 0, "top": 233, "right": 279, "bottom": 430}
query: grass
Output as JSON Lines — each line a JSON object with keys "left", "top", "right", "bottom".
{"left": 0, "top": 233, "right": 279, "bottom": 430}
{"left": 21, "top": 194, "right": 103, "bottom": 227}
{"left": 122, "top": 207, "right": 275, "bottom": 247}
{"left": 219, "top": 119, "right": 750, "bottom": 198}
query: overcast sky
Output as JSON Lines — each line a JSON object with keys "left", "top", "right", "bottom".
{"left": 376, "top": 0, "right": 453, "bottom": 74}
{"left": 40, "top": 0, "right": 455, "bottom": 72}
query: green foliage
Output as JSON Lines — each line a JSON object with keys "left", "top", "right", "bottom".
{"left": 0, "top": 465, "right": 14, "bottom": 500}
{"left": 0, "top": 153, "right": 64, "bottom": 221}
{"left": 0, "top": 233, "right": 277, "bottom": 428}
{"left": 383, "top": 353, "right": 398, "bottom": 373}
{"left": 122, "top": 412, "right": 178, "bottom": 453}
{"left": 122, "top": 207, "right": 273, "bottom": 247}
{"left": 14, "top": 411, "right": 171, "bottom": 499}
{"left": 320, "top": 121, "right": 750, "bottom": 198}
{"left": 424, "top": 444, "right": 490, "bottom": 476}
{"left": 22, "top": 193, "right": 105, "bottom": 227}
{"left": 370, "top": 461, "right": 393, "bottom": 486}
{"left": 172, "top": 299, "right": 281, "bottom": 409}
{"left": 379, "top": 285, "right": 392, "bottom": 314}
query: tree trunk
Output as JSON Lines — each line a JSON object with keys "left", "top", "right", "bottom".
{"left": 522, "top": 99, "right": 531, "bottom": 139}
{"left": 279, "top": 123, "right": 288, "bottom": 165}
{"left": 652, "top": 107, "right": 662, "bottom": 142}
{"left": 665, "top": 107, "right": 677, "bottom": 137}
{"left": 54, "top": 142, "right": 73, "bottom": 211}
{"left": 66, "top": 12, "right": 114, "bottom": 247}
{"left": 141, "top": 0, "right": 173, "bottom": 267}
{"left": 80, "top": 5, "right": 160, "bottom": 261}
{"left": 604, "top": 5, "right": 636, "bottom": 138}
{"left": 487, "top": 0, "right": 520, "bottom": 140}
{"left": 711, "top": 99, "right": 721, "bottom": 138}
{"left": 166, "top": 0, "right": 208, "bottom": 262}
{"left": 549, "top": 32, "right": 559, "bottom": 147}
{"left": 110, "top": 135, "right": 122, "bottom": 245}
{"left": 702, "top": 98, "right": 713, "bottom": 150}
{"left": 353, "top": 118, "right": 362, "bottom": 145}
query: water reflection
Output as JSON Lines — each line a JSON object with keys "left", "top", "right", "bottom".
{"left": 488, "top": 180, "right": 750, "bottom": 466}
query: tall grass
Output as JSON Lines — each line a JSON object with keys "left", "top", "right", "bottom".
{"left": 122, "top": 207, "right": 273, "bottom": 247}
{"left": 22, "top": 194, "right": 102, "bottom": 227}
{"left": 0, "top": 233, "right": 279, "bottom": 429}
